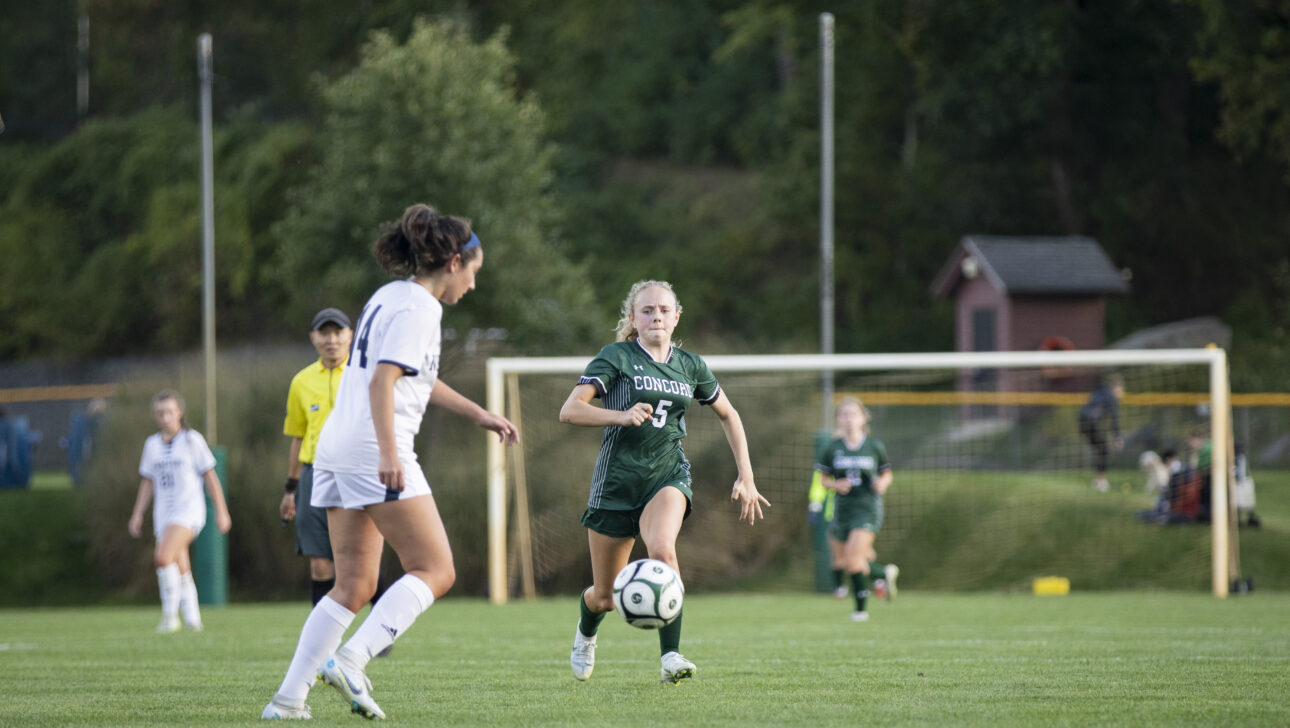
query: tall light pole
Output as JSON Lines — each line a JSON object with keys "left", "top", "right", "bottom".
{"left": 198, "top": 33, "right": 217, "bottom": 443}
{"left": 819, "top": 12, "right": 836, "bottom": 429}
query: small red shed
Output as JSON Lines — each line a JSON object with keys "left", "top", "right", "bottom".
{"left": 930, "top": 236, "right": 1129, "bottom": 353}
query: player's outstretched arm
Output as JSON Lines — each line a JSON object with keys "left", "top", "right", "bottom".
{"left": 429, "top": 380, "right": 519, "bottom": 444}
{"left": 709, "top": 392, "right": 769, "bottom": 525}
{"left": 128, "top": 477, "right": 154, "bottom": 538}
{"left": 204, "top": 468, "right": 232, "bottom": 534}
{"left": 873, "top": 469, "right": 894, "bottom": 496}
{"left": 370, "top": 362, "right": 406, "bottom": 491}
{"left": 559, "top": 383, "right": 652, "bottom": 428}
{"left": 280, "top": 437, "right": 303, "bottom": 522}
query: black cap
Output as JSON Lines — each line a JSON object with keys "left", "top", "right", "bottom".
{"left": 311, "top": 307, "right": 351, "bottom": 331}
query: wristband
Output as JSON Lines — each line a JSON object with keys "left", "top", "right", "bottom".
{"left": 283, "top": 477, "right": 299, "bottom": 494}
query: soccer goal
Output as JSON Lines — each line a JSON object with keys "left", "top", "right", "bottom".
{"left": 485, "top": 348, "right": 1235, "bottom": 604}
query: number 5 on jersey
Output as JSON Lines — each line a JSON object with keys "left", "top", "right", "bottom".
{"left": 652, "top": 400, "right": 672, "bottom": 428}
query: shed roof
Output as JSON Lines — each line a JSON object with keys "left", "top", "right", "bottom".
{"left": 931, "top": 235, "right": 1130, "bottom": 299}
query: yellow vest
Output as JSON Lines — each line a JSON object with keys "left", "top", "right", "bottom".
{"left": 283, "top": 359, "right": 345, "bottom": 464}
{"left": 808, "top": 470, "right": 836, "bottom": 522}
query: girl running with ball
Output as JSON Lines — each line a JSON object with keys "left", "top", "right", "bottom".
{"left": 559, "top": 280, "right": 769, "bottom": 685}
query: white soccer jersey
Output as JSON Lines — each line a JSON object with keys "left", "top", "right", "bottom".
{"left": 314, "top": 280, "right": 442, "bottom": 476}
{"left": 138, "top": 428, "right": 216, "bottom": 537}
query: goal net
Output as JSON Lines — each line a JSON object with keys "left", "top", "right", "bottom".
{"left": 485, "top": 349, "right": 1235, "bottom": 603}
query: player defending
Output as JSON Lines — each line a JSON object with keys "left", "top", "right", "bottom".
{"left": 280, "top": 308, "right": 358, "bottom": 606}
{"left": 262, "top": 204, "right": 518, "bottom": 721}
{"left": 815, "top": 397, "right": 897, "bottom": 622}
{"left": 129, "top": 390, "right": 232, "bottom": 632}
{"left": 560, "top": 280, "right": 769, "bottom": 685}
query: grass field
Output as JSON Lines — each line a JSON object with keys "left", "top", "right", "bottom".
{"left": 4, "top": 592, "right": 1287, "bottom": 727}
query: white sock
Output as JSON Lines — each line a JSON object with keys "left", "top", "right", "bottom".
{"left": 338, "top": 574, "right": 435, "bottom": 670}
{"left": 156, "top": 564, "right": 180, "bottom": 620}
{"left": 276, "top": 596, "right": 355, "bottom": 703}
{"left": 179, "top": 571, "right": 202, "bottom": 626}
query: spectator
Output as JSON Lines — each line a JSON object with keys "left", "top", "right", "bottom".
{"left": 1080, "top": 373, "right": 1124, "bottom": 492}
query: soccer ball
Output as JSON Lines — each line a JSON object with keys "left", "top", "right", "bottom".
{"left": 612, "top": 558, "right": 684, "bottom": 629}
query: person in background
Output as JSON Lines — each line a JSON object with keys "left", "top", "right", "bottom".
{"left": 815, "top": 397, "right": 898, "bottom": 622}
{"left": 807, "top": 469, "right": 845, "bottom": 598}
{"left": 129, "top": 390, "right": 232, "bottom": 632}
{"left": 1079, "top": 373, "right": 1124, "bottom": 492}
{"left": 281, "top": 308, "right": 359, "bottom": 607}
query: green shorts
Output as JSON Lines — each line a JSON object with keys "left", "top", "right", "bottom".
{"left": 581, "top": 484, "right": 693, "bottom": 538}
{"left": 829, "top": 499, "right": 884, "bottom": 541}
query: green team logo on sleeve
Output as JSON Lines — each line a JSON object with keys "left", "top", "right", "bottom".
{"left": 580, "top": 341, "right": 720, "bottom": 510}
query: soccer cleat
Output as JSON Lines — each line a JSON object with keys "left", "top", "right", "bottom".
{"left": 570, "top": 628, "right": 597, "bottom": 681}
{"left": 184, "top": 620, "right": 204, "bottom": 632}
{"left": 318, "top": 655, "right": 385, "bottom": 720}
{"left": 831, "top": 586, "right": 848, "bottom": 599}
{"left": 261, "top": 699, "right": 311, "bottom": 720}
{"left": 1093, "top": 478, "right": 1110, "bottom": 492}
{"left": 660, "top": 651, "right": 696, "bottom": 685}
{"left": 872, "top": 579, "right": 887, "bottom": 601}
{"left": 156, "top": 617, "right": 181, "bottom": 634}
{"left": 885, "top": 564, "right": 900, "bottom": 600}
{"left": 850, "top": 610, "right": 870, "bottom": 622}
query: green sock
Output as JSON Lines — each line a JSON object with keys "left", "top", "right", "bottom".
{"left": 850, "top": 572, "right": 869, "bottom": 612}
{"left": 868, "top": 562, "right": 887, "bottom": 580}
{"left": 832, "top": 569, "right": 844, "bottom": 589}
{"left": 578, "top": 590, "right": 606, "bottom": 638}
{"left": 659, "top": 609, "right": 683, "bottom": 655}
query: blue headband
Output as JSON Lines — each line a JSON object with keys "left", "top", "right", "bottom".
{"left": 460, "top": 232, "right": 481, "bottom": 251}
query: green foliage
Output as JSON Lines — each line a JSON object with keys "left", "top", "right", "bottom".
{"left": 0, "top": 109, "right": 314, "bottom": 358}
{"left": 1190, "top": 0, "right": 1290, "bottom": 169}
{"left": 273, "top": 18, "right": 599, "bottom": 351}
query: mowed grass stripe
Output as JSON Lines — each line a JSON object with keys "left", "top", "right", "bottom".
{"left": 3, "top": 592, "right": 1288, "bottom": 727}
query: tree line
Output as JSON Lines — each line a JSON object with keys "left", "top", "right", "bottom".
{"left": 2, "top": 0, "right": 1288, "bottom": 386}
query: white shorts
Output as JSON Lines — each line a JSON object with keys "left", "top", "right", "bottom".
{"left": 311, "top": 466, "right": 432, "bottom": 510}
{"left": 154, "top": 506, "right": 205, "bottom": 542}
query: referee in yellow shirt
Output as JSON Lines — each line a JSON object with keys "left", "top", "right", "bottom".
{"left": 280, "top": 308, "right": 352, "bottom": 605}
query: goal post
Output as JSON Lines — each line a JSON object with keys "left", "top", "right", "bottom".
{"left": 486, "top": 348, "right": 1233, "bottom": 604}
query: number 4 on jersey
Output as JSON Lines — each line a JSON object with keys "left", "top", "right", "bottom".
{"left": 350, "top": 304, "right": 382, "bottom": 369}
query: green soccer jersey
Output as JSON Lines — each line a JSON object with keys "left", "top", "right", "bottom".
{"left": 579, "top": 340, "right": 721, "bottom": 510}
{"left": 814, "top": 435, "right": 891, "bottom": 526}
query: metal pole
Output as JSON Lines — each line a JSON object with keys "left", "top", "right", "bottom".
{"left": 198, "top": 34, "right": 217, "bottom": 444}
{"left": 77, "top": 0, "right": 89, "bottom": 117}
{"left": 819, "top": 12, "right": 836, "bottom": 430}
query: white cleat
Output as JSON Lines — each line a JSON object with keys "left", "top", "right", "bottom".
{"left": 261, "top": 698, "right": 311, "bottom": 720}
{"left": 318, "top": 655, "right": 385, "bottom": 720}
{"left": 850, "top": 610, "right": 870, "bottom": 622}
{"left": 885, "top": 564, "right": 900, "bottom": 600}
{"left": 156, "top": 617, "right": 181, "bottom": 634}
{"left": 832, "top": 586, "right": 848, "bottom": 599}
{"left": 570, "top": 629, "right": 597, "bottom": 681}
{"left": 660, "top": 651, "right": 696, "bottom": 685}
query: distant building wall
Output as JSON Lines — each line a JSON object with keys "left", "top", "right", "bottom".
{"left": 954, "top": 276, "right": 1006, "bottom": 352}
{"left": 1010, "top": 297, "right": 1106, "bottom": 350}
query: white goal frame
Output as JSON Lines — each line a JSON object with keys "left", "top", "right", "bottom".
{"left": 485, "top": 348, "right": 1233, "bottom": 603}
